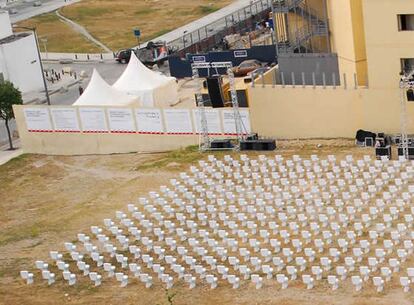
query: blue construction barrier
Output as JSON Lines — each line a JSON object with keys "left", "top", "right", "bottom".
{"left": 169, "top": 45, "right": 277, "bottom": 78}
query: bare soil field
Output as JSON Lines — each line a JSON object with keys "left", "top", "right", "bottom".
{"left": 1, "top": 140, "right": 413, "bottom": 305}
{"left": 17, "top": 0, "right": 233, "bottom": 53}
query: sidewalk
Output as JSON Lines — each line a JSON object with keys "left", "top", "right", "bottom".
{"left": 22, "top": 73, "right": 80, "bottom": 104}
{"left": 0, "top": 140, "right": 23, "bottom": 166}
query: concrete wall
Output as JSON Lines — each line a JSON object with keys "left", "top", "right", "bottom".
{"left": 0, "top": 11, "right": 12, "bottom": 40}
{"left": 0, "top": 34, "right": 44, "bottom": 93}
{"left": 248, "top": 82, "right": 414, "bottom": 139}
{"left": 13, "top": 105, "right": 251, "bottom": 155}
{"left": 277, "top": 53, "right": 340, "bottom": 85}
{"left": 13, "top": 105, "right": 199, "bottom": 155}
{"left": 248, "top": 85, "right": 364, "bottom": 138}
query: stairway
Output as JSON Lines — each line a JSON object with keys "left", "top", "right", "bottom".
{"left": 272, "top": 0, "right": 329, "bottom": 53}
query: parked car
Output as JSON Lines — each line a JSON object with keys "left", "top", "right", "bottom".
{"left": 8, "top": 8, "right": 18, "bottom": 14}
{"left": 244, "top": 66, "right": 271, "bottom": 83}
{"left": 116, "top": 41, "right": 170, "bottom": 65}
{"left": 232, "top": 59, "right": 264, "bottom": 77}
{"left": 33, "top": 1, "right": 42, "bottom": 6}
{"left": 115, "top": 49, "right": 135, "bottom": 64}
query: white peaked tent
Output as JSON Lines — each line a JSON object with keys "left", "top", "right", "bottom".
{"left": 113, "top": 52, "right": 179, "bottom": 107}
{"left": 73, "top": 69, "right": 140, "bottom": 106}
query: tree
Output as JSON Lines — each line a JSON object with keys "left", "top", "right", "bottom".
{"left": 0, "top": 81, "right": 23, "bottom": 150}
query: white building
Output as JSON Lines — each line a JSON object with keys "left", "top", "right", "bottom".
{"left": 0, "top": 10, "right": 43, "bottom": 93}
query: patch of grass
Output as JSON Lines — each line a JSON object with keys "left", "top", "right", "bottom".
{"left": 149, "top": 28, "right": 174, "bottom": 40}
{"left": 198, "top": 5, "right": 219, "bottom": 14}
{"left": 16, "top": 12, "right": 104, "bottom": 53}
{"left": 134, "top": 8, "right": 156, "bottom": 16}
{"left": 0, "top": 258, "right": 26, "bottom": 279}
{"left": 0, "top": 153, "right": 28, "bottom": 171}
{"left": 19, "top": 0, "right": 234, "bottom": 52}
{"left": 63, "top": 6, "right": 112, "bottom": 21}
{"left": 0, "top": 223, "right": 42, "bottom": 247}
{"left": 136, "top": 146, "right": 203, "bottom": 171}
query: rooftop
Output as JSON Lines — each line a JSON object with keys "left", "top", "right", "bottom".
{"left": 0, "top": 32, "right": 31, "bottom": 45}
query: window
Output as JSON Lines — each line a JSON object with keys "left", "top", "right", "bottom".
{"left": 401, "top": 58, "right": 414, "bottom": 74}
{"left": 398, "top": 14, "right": 414, "bottom": 31}
{"left": 407, "top": 89, "right": 414, "bottom": 102}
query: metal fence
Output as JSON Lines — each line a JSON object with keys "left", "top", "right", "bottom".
{"left": 170, "top": 0, "right": 273, "bottom": 56}
{"left": 252, "top": 70, "right": 369, "bottom": 90}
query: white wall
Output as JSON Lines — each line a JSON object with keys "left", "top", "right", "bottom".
{"left": 0, "top": 10, "right": 12, "bottom": 39}
{"left": 0, "top": 34, "right": 44, "bottom": 93}
{"left": 14, "top": 105, "right": 252, "bottom": 155}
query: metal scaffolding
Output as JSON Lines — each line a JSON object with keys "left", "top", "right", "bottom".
{"left": 271, "top": 0, "right": 330, "bottom": 55}
{"left": 399, "top": 72, "right": 414, "bottom": 159}
{"left": 191, "top": 62, "right": 247, "bottom": 152}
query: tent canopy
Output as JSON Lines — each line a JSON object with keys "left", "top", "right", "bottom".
{"left": 113, "top": 53, "right": 179, "bottom": 107}
{"left": 73, "top": 69, "right": 139, "bottom": 106}
{"left": 113, "top": 52, "right": 174, "bottom": 90}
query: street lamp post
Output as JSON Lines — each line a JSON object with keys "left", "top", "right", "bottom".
{"left": 183, "top": 30, "right": 188, "bottom": 50}
{"left": 12, "top": 25, "right": 51, "bottom": 105}
{"left": 40, "top": 37, "right": 48, "bottom": 60}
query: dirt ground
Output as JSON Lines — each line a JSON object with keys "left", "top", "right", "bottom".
{"left": 17, "top": 13, "right": 103, "bottom": 53}
{"left": 1, "top": 140, "right": 414, "bottom": 305}
{"left": 17, "top": 0, "right": 233, "bottom": 53}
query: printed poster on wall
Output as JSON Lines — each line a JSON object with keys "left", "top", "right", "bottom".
{"left": 107, "top": 108, "right": 136, "bottom": 133}
{"left": 163, "top": 109, "right": 193, "bottom": 134}
{"left": 222, "top": 109, "right": 251, "bottom": 135}
{"left": 23, "top": 107, "right": 53, "bottom": 132}
{"left": 135, "top": 109, "right": 164, "bottom": 134}
{"left": 50, "top": 107, "right": 80, "bottom": 132}
{"left": 79, "top": 107, "right": 108, "bottom": 133}
{"left": 192, "top": 109, "right": 222, "bottom": 135}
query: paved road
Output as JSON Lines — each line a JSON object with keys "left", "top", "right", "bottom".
{"left": 44, "top": 61, "right": 126, "bottom": 105}
{"left": 7, "top": 0, "right": 81, "bottom": 23}
{"left": 41, "top": 60, "right": 173, "bottom": 105}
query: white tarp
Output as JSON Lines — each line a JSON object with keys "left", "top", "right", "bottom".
{"left": 113, "top": 53, "right": 179, "bottom": 108}
{"left": 107, "top": 108, "right": 136, "bottom": 133}
{"left": 50, "top": 107, "right": 80, "bottom": 132}
{"left": 79, "top": 108, "right": 108, "bottom": 133}
{"left": 73, "top": 69, "right": 140, "bottom": 107}
{"left": 23, "top": 108, "right": 52, "bottom": 132}
{"left": 222, "top": 109, "right": 251, "bottom": 135}
{"left": 192, "top": 109, "right": 222, "bottom": 135}
{"left": 163, "top": 109, "right": 193, "bottom": 134}
{"left": 135, "top": 109, "right": 164, "bottom": 134}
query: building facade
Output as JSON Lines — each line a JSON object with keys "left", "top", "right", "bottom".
{"left": 248, "top": 0, "right": 414, "bottom": 139}
{"left": 0, "top": 10, "right": 43, "bottom": 93}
